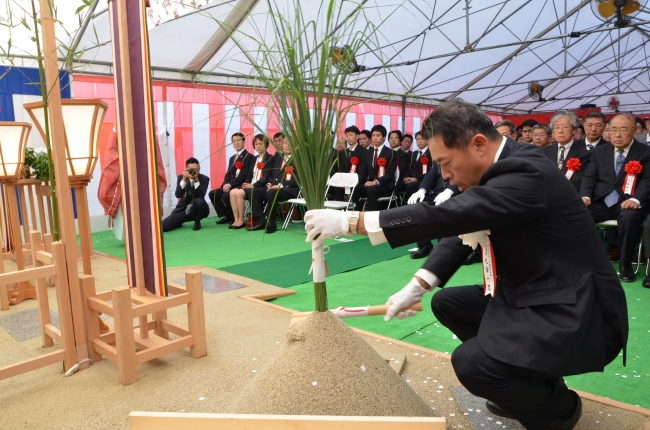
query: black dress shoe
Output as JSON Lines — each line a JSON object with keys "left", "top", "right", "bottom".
{"left": 485, "top": 400, "right": 516, "bottom": 418}
{"left": 215, "top": 217, "right": 229, "bottom": 225}
{"left": 547, "top": 391, "right": 582, "bottom": 430}
{"left": 231, "top": 224, "right": 244, "bottom": 230}
{"left": 643, "top": 275, "right": 650, "bottom": 288}
{"left": 410, "top": 245, "right": 433, "bottom": 259}
{"left": 265, "top": 223, "right": 278, "bottom": 234}
{"left": 463, "top": 249, "right": 482, "bottom": 265}
{"left": 192, "top": 223, "right": 201, "bottom": 231}
{"left": 246, "top": 223, "right": 264, "bottom": 231}
{"left": 619, "top": 271, "right": 636, "bottom": 283}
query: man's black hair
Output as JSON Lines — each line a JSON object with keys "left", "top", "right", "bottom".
{"left": 360, "top": 129, "right": 372, "bottom": 139}
{"left": 370, "top": 124, "right": 387, "bottom": 138}
{"left": 345, "top": 125, "right": 360, "bottom": 135}
{"left": 521, "top": 119, "right": 539, "bottom": 128}
{"left": 389, "top": 129, "right": 403, "bottom": 141}
{"left": 414, "top": 130, "right": 422, "bottom": 138}
{"left": 403, "top": 134, "right": 413, "bottom": 141}
{"left": 422, "top": 99, "right": 501, "bottom": 149}
{"left": 186, "top": 157, "right": 199, "bottom": 167}
{"left": 273, "top": 132, "right": 285, "bottom": 139}
{"left": 232, "top": 132, "right": 245, "bottom": 141}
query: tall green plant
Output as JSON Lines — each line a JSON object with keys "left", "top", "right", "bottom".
{"left": 215, "top": 0, "right": 402, "bottom": 311}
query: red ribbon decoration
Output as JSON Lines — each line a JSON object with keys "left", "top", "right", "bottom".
{"left": 377, "top": 158, "right": 387, "bottom": 178}
{"left": 623, "top": 161, "right": 643, "bottom": 195}
{"left": 256, "top": 161, "right": 264, "bottom": 170}
{"left": 285, "top": 165, "right": 294, "bottom": 181}
{"left": 235, "top": 161, "right": 244, "bottom": 170}
{"left": 377, "top": 158, "right": 387, "bottom": 166}
{"left": 420, "top": 156, "right": 429, "bottom": 165}
{"left": 565, "top": 158, "right": 581, "bottom": 171}
{"left": 350, "top": 156, "right": 359, "bottom": 173}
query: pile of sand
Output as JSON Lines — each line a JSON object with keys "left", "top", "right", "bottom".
{"left": 228, "top": 310, "right": 436, "bottom": 417}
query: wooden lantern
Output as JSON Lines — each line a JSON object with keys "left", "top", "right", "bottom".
{"left": 23, "top": 99, "right": 108, "bottom": 275}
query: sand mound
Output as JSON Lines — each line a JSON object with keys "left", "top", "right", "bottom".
{"left": 228, "top": 310, "right": 436, "bottom": 417}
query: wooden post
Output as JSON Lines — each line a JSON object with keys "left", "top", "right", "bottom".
{"left": 113, "top": 286, "right": 137, "bottom": 385}
{"left": 185, "top": 271, "right": 207, "bottom": 359}
{"left": 7, "top": 183, "right": 25, "bottom": 270}
{"left": 0, "top": 250, "right": 7, "bottom": 311}
{"left": 52, "top": 241, "right": 77, "bottom": 371}
{"left": 35, "top": 182, "right": 48, "bottom": 234}
{"left": 26, "top": 183, "right": 38, "bottom": 234}
{"left": 80, "top": 275, "right": 102, "bottom": 364}
{"left": 73, "top": 185, "right": 93, "bottom": 276}
{"left": 152, "top": 310, "right": 169, "bottom": 340}
{"left": 18, "top": 186, "right": 30, "bottom": 246}
{"left": 43, "top": 233, "right": 55, "bottom": 287}
{"left": 30, "top": 231, "right": 53, "bottom": 348}
{"left": 39, "top": 0, "right": 89, "bottom": 368}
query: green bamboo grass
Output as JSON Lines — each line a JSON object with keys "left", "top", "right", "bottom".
{"left": 214, "top": 0, "right": 403, "bottom": 311}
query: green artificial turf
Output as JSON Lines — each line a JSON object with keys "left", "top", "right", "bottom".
{"left": 92, "top": 222, "right": 650, "bottom": 408}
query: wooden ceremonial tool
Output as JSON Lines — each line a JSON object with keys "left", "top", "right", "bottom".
{"left": 289, "top": 302, "right": 423, "bottom": 327}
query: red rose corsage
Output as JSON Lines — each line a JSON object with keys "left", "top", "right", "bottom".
{"left": 257, "top": 161, "right": 264, "bottom": 169}
{"left": 565, "top": 158, "right": 581, "bottom": 171}
{"left": 350, "top": 157, "right": 359, "bottom": 165}
{"left": 286, "top": 166, "right": 294, "bottom": 174}
{"left": 625, "top": 161, "right": 642, "bottom": 175}
{"left": 377, "top": 158, "right": 387, "bottom": 166}
{"left": 235, "top": 161, "right": 244, "bottom": 170}
{"left": 622, "top": 161, "right": 643, "bottom": 195}
{"left": 420, "top": 156, "right": 429, "bottom": 165}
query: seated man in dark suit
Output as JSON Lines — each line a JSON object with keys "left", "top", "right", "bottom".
{"left": 330, "top": 125, "right": 366, "bottom": 201}
{"left": 305, "top": 99, "right": 629, "bottom": 430}
{"left": 208, "top": 132, "right": 253, "bottom": 225}
{"left": 162, "top": 157, "right": 210, "bottom": 232}
{"left": 351, "top": 124, "right": 398, "bottom": 211}
{"left": 575, "top": 111, "right": 610, "bottom": 151}
{"left": 396, "top": 131, "right": 434, "bottom": 201}
{"left": 541, "top": 111, "right": 591, "bottom": 191}
{"left": 247, "top": 137, "right": 299, "bottom": 234}
{"left": 580, "top": 113, "right": 650, "bottom": 282}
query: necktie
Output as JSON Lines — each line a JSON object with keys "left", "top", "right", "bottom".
{"left": 605, "top": 149, "right": 626, "bottom": 207}
{"left": 373, "top": 147, "right": 378, "bottom": 168}
{"left": 587, "top": 144, "right": 594, "bottom": 151}
{"left": 281, "top": 157, "right": 287, "bottom": 170}
{"left": 615, "top": 149, "right": 625, "bottom": 175}
{"left": 416, "top": 151, "right": 422, "bottom": 161}
{"left": 558, "top": 146, "right": 565, "bottom": 169}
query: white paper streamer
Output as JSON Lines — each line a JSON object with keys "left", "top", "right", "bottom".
{"left": 624, "top": 175, "right": 635, "bottom": 195}
{"left": 565, "top": 170, "right": 574, "bottom": 179}
{"left": 308, "top": 244, "right": 330, "bottom": 282}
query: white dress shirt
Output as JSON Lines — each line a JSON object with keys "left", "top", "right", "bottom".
{"left": 585, "top": 137, "right": 601, "bottom": 150}
{"left": 363, "top": 137, "right": 507, "bottom": 288}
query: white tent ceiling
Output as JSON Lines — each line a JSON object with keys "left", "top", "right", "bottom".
{"left": 4, "top": 0, "right": 650, "bottom": 113}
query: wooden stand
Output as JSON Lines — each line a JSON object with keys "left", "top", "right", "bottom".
{"left": 128, "top": 413, "right": 445, "bottom": 430}
{"left": 0, "top": 180, "right": 36, "bottom": 308}
{"left": 0, "top": 232, "right": 76, "bottom": 380}
{"left": 84, "top": 270, "right": 207, "bottom": 385}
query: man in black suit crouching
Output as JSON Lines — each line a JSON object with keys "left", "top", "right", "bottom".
{"left": 580, "top": 113, "right": 650, "bottom": 282}
{"left": 162, "top": 157, "right": 210, "bottom": 232}
{"left": 541, "top": 111, "right": 591, "bottom": 191}
{"left": 303, "top": 99, "right": 628, "bottom": 430}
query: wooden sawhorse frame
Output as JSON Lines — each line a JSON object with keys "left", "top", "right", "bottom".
{"left": 84, "top": 271, "right": 207, "bottom": 385}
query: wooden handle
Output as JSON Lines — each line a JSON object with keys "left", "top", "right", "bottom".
{"left": 366, "top": 302, "right": 423, "bottom": 316}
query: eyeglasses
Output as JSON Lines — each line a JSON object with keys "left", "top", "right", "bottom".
{"left": 609, "top": 128, "right": 629, "bottom": 134}
{"left": 553, "top": 126, "right": 573, "bottom": 131}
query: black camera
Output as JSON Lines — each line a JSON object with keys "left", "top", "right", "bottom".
{"left": 188, "top": 168, "right": 197, "bottom": 176}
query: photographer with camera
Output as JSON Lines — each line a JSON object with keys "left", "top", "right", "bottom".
{"left": 162, "top": 157, "right": 210, "bottom": 232}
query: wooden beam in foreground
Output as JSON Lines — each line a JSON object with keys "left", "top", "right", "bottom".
{"left": 128, "top": 413, "right": 445, "bottom": 430}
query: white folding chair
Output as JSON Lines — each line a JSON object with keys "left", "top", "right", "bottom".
{"left": 324, "top": 173, "right": 359, "bottom": 211}
{"left": 596, "top": 220, "right": 643, "bottom": 274}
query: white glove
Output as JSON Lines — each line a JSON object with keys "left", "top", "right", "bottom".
{"left": 434, "top": 188, "right": 454, "bottom": 205}
{"left": 385, "top": 278, "right": 428, "bottom": 322}
{"left": 407, "top": 189, "right": 426, "bottom": 204}
{"left": 305, "top": 209, "right": 351, "bottom": 245}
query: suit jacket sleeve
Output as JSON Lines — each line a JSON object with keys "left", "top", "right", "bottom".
{"left": 195, "top": 175, "right": 210, "bottom": 200}
{"left": 421, "top": 237, "right": 473, "bottom": 286}
{"left": 578, "top": 150, "right": 599, "bottom": 199}
{"left": 174, "top": 175, "right": 185, "bottom": 198}
{"left": 419, "top": 166, "right": 437, "bottom": 192}
{"left": 222, "top": 155, "right": 235, "bottom": 187}
{"left": 378, "top": 157, "right": 547, "bottom": 247}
